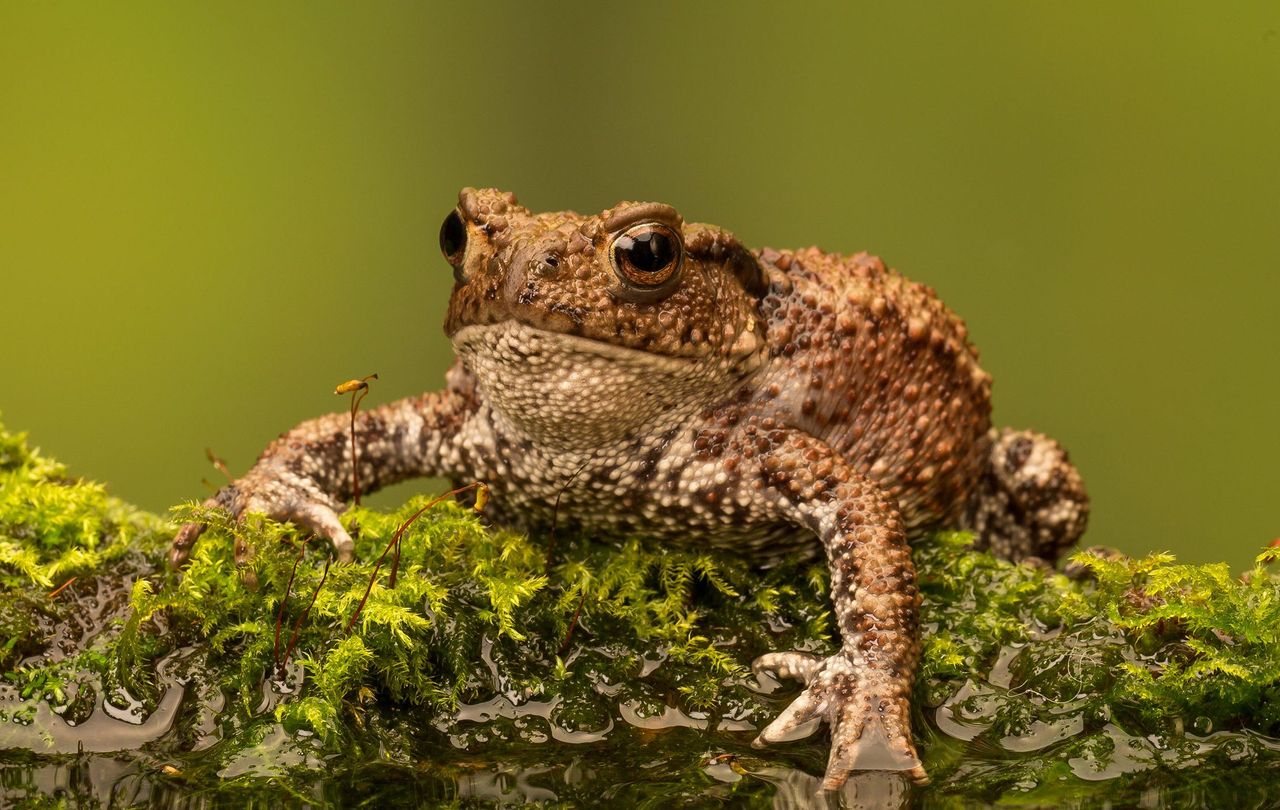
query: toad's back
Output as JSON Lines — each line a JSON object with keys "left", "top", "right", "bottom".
{"left": 750, "top": 247, "right": 993, "bottom": 534}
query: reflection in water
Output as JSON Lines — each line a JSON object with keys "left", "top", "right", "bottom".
{"left": 5, "top": 731, "right": 1280, "bottom": 808}
{"left": 753, "top": 768, "right": 911, "bottom": 810}
{"left": 0, "top": 682, "right": 183, "bottom": 755}
{"left": 455, "top": 764, "right": 560, "bottom": 804}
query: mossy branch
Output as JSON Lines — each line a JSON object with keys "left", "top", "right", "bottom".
{"left": 4, "top": 417, "right": 1280, "bottom": 805}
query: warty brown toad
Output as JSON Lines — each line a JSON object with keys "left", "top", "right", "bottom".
{"left": 170, "top": 188, "right": 1088, "bottom": 789}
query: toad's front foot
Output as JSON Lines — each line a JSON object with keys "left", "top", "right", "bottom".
{"left": 752, "top": 651, "right": 927, "bottom": 790}
{"left": 168, "top": 467, "right": 355, "bottom": 569}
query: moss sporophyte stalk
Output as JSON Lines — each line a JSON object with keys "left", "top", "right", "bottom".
{"left": 2, "top": 418, "right": 1280, "bottom": 807}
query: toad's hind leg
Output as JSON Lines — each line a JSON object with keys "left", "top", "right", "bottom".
{"left": 964, "top": 428, "right": 1089, "bottom": 563}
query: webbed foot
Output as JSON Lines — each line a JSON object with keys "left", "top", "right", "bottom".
{"left": 752, "top": 651, "right": 927, "bottom": 790}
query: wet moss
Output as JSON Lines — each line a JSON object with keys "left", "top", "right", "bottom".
{"left": 3, "top": 418, "right": 1280, "bottom": 807}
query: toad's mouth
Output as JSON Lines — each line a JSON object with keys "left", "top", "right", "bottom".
{"left": 450, "top": 321, "right": 703, "bottom": 374}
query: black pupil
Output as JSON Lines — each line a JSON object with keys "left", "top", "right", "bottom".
{"left": 620, "top": 229, "right": 675, "bottom": 274}
{"left": 440, "top": 211, "right": 466, "bottom": 260}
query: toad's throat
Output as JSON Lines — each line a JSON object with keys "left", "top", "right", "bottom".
{"left": 450, "top": 321, "right": 747, "bottom": 450}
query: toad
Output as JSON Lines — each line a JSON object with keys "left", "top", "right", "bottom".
{"left": 170, "top": 188, "right": 1088, "bottom": 788}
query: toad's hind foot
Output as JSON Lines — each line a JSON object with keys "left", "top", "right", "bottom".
{"left": 752, "top": 651, "right": 927, "bottom": 790}
{"left": 966, "top": 427, "right": 1089, "bottom": 563}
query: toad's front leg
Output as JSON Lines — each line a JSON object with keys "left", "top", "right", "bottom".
{"left": 168, "top": 375, "right": 479, "bottom": 568}
{"left": 719, "top": 422, "right": 924, "bottom": 788}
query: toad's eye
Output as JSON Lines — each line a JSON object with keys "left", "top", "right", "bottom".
{"left": 439, "top": 210, "right": 467, "bottom": 264}
{"left": 610, "top": 222, "right": 682, "bottom": 288}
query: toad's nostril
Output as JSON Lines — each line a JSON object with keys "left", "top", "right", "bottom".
{"left": 533, "top": 253, "right": 561, "bottom": 275}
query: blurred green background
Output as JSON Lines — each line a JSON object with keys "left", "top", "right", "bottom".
{"left": 1, "top": 3, "right": 1277, "bottom": 566}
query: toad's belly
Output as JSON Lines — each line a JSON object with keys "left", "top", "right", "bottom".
{"left": 481, "top": 488, "right": 824, "bottom": 565}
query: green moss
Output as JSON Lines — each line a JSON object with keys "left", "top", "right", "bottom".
{"left": 3, "top": 417, "right": 1280, "bottom": 807}
{"left": 0, "top": 423, "right": 163, "bottom": 591}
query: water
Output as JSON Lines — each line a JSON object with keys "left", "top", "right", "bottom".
{"left": 4, "top": 570, "right": 1279, "bottom": 810}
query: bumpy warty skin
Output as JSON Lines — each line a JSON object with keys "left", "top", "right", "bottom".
{"left": 170, "top": 187, "right": 1089, "bottom": 790}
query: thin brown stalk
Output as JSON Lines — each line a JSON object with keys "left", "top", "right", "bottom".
{"left": 334, "top": 373, "right": 378, "bottom": 507}
{"left": 279, "top": 556, "right": 331, "bottom": 675}
{"left": 273, "top": 536, "right": 311, "bottom": 673}
{"left": 545, "top": 461, "right": 589, "bottom": 574}
{"left": 47, "top": 577, "right": 77, "bottom": 600}
{"left": 344, "top": 482, "right": 488, "bottom": 634}
{"left": 558, "top": 587, "right": 588, "bottom": 657}
{"left": 205, "top": 447, "right": 234, "bottom": 482}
